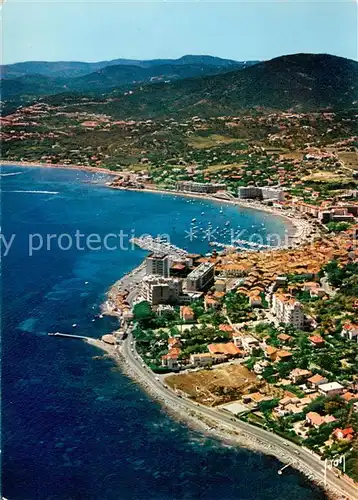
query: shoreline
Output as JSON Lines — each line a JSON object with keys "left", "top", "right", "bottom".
{"left": 107, "top": 185, "right": 314, "bottom": 243}
{"left": 0, "top": 160, "right": 120, "bottom": 176}
{"left": 1, "top": 159, "right": 314, "bottom": 242}
{"left": 86, "top": 337, "right": 340, "bottom": 500}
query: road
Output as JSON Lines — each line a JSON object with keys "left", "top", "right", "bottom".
{"left": 122, "top": 333, "right": 358, "bottom": 500}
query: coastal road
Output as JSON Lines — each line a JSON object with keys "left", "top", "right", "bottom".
{"left": 122, "top": 334, "right": 358, "bottom": 500}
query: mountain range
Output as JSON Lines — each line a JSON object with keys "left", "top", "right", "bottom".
{"left": 1, "top": 55, "right": 249, "bottom": 79}
{"left": 2, "top": 53, "right": 357, "bottom": 117}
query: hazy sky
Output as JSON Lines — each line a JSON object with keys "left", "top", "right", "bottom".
{"left": 2, "top": 0, "right": 357, "bottom": 64}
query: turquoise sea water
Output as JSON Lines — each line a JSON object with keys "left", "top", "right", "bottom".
{"left": 1, "top": 165, "right": 326, "bottom": 499}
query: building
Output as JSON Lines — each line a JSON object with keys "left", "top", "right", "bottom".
{"left": 307, "top": 374, "right": 328, "bottom": 389}
{"left": 204, "top": 295, "right": 220, "bottom": 311}
{"left": 309, "top": 335, "right": 325, "bottom": 347}
{"left": 141, "top": 276, "right": 182, "bottom": 305}
{"left": 289, "top": 368, "right": 312, "bottom": 384}
{"left": 271, "top": 293, "right": 305, "bottom": 328}
{"left": 306, "top": 412, "right": 337, "bottom": 428}
{"left": 341, "top": 322, "right": 358, "bottom": 343}
{"left": 207, "top": 342, "right": 243, "bottom": 358}
{"left": 190, "top": 353, "right": 213, "bottom": 367}
{"left": 332, "top": 428, "right": 355, "bottom": 441}
{"left": 176, "top": 181, "right": 227, "bottom": 194}
{"left": 318, "top": 382, "right": 345, "bottom": 397}
{"left": 239, "top": 335, "right": 260, "bottom": 354}
{"left": 146, "top": 253, "right": 170, "bottom": 278}
{"left": 180, "top": 305, "right": 195, "bottom": 322}
{"left": 186, "top": 262, "right": 215, "bottom": 292}
{"left": 161, "top": 350, "right": 180, "bottom": 370}
{"left": 238, "top": 186, "right": 284, "bottom": 201}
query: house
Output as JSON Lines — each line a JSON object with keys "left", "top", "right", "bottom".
{"left": 307, "top": 374, "right": 328, "bottom": 389}
{"left": 239, "top": 335, "right": 260, "bottom": 354}
{"left": 332, "top": 427, "right": 355, "bottom": 441}
{"left": 265, "top": 345, "right": 278, "bottom": 361}
{"left": 207, "top": 342, "right": 243, "bottom": 358}
{"left": 190, "top": 353, "right": 213, "bottom": 367}
{"left": 249, "top": 294, "right": 262, "bottom": 307}
{"left": 168, "top": 337, "right": 182, "bottom": 349}
{"left": 342, "top": 392, "right": 357, "bottom": 403}
{"left": 318, "top": 382, "right": 344, "bottom": 397}
{"left": 219, "top": 324, "right": 234, "bottom": 335}
{"left": 289, "top": 368, "right": 312, "bottom": 384}
{"left": 180, "top": 305, "right": 195, "bottom": 322}
{"left": 204, "top": 295, "right": 220, "bottom": 311}
{"left": 275, "top": 350, "right": 293, "bottom": 362}
{"left": 161, "top": 349, "right": 180, "bottom": 370}
{"left": 303, "top": 282, "right": 326, "bottom": 298}
{"left": 277, "top": 333, "right": 292, "bottom": 344}
{"left": 309, "top": 335, "right": 325, "bottom": 347}
{"left": 341, "top": 322, "right": 358, "bottom": 342}
{"left": 306, "top": 412, "right": 337, "bottom": 428}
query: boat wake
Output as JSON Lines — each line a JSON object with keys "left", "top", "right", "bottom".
{"left": 0, "top": 171, "right": 25, "bottom": 177}
{"left": 3, "top": 190, "right": 59, "bottom": 195}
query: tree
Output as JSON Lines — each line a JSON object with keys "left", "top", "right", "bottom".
{"left": 133, "top": 301, "right": 155, "bottom": 327}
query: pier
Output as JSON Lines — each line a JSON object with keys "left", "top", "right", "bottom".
{"left": 48, "top": 332, "right": 92, "bottom": 340}
{"left": 130, "top": 235, "right": 188, "bottom": 260}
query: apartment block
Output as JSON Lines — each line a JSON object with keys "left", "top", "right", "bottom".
{"left": 186, "top": 262, "right": 215, "bottom": 292}
{"left": 271, "top": 293, "right": 305, "bottom": 328}
{"left": 146, "top": 253, "right": 170, "bottom": 278}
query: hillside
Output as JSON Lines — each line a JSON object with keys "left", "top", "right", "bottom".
{"left": 1, "top": 59, "right": 257, "bottom": 104}
{"left": 84, "top": 53, "right": 357, "bottom": 119}
{"left": 1, "top": 54, "right": 254, "bottom": 79}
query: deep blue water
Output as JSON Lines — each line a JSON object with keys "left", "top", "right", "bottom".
{"left": 1, "top": 165, "right": 326, "bottom": 500}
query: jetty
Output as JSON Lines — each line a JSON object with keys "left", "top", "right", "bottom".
{"left": 48, "top": 332, "right": 92, "bottom": 340}
{"left": 130, "top": 235, "right": 188, "bottom": 260}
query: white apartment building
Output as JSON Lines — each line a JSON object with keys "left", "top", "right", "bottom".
{"left": 271, "top": 293, "right": 305, "bottom": 328}
{"left": 186, "top": 262, "right": 215, "bottom": 292}
{"left": 146, "top": 253, "right": 170, "bottom": 278}
{"left": 141, "top": 276, "right": 182, "bottom": 305}
{"left": 238, "top": 186, "right": 284, "bottom": 201}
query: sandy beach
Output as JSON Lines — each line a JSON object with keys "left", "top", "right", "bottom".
{"left": 108, "top": 184, "right": 316, "bottom": 244}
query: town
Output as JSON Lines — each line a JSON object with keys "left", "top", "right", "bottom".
{"left": 98, "top": 213, "right": 358, "bottom": 485}
{"left": 1, "top": 74, "right": 358, "bottom": 492}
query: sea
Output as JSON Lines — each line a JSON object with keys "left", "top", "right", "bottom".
{"left": 1, "top": 165, "right": 326, "bottom": 500}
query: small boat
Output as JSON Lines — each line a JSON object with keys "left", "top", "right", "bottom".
{"left": 72, "top": 324, "right": 77, "bottom": 328}
{"left": 192, "top": 218, "right": 197, "bottom": 222}
{"left": 219, "top": 207, "right": 223, "bottom": 213}
{"left": 201, "top": 212, "right": 205, "bottom": 215}
{"left": 225, "top": 221, "right": 230, "bottom": 226}
{"left": 85, "top": 281, "right": 89, "bottom": 285}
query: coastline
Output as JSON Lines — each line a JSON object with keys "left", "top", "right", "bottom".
{"left": 1, "top": 159, "right": 314, "bottom": 243}
{"left": 108, "top": 185, "right": 315, "bottom": 244}
{"left": 86, "top": 337, "right": 339, "bottom": 500}
{"left": 0, "top": 160, "right": 120, "bottom": 176}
